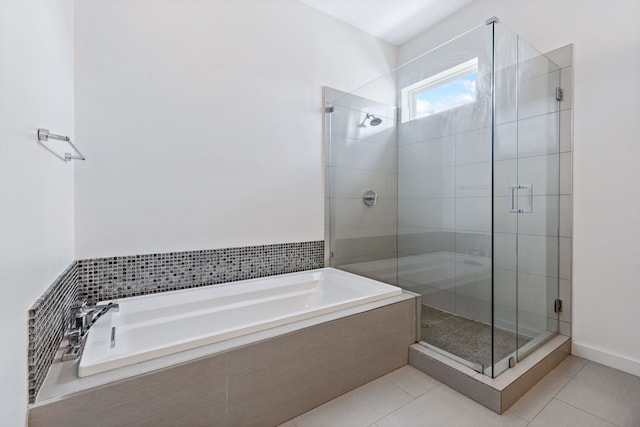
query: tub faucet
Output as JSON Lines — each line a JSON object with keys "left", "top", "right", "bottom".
{"left": 87, "top": 301, "right": 120, "bottom": 327}
{"left": 62, "top": 300, "right": 119, "bottom": 361}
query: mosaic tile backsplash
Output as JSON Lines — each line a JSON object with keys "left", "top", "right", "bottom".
{"left": 28, "top": 262, "right": 78, "bottom": 403}
{"left": 28, "top": 241, "right": 324, "bottom": 403}
{"left": 77, "top": 241, "right": 324, "bottom": 304}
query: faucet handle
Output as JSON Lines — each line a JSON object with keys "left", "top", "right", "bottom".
{"left": 70, "top": 299, "right": 87, "bottom": 308}
{"left": 66, "top": 328, "right": 82, "bottom": 344}
{"left": 69, "top": 300, "right": 91, "bottom": 332}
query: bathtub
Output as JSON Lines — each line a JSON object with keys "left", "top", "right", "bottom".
{"left": 78, "top": 267, "right": 402, "bottom": 377}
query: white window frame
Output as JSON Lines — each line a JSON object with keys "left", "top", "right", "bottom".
{"left": 401, "top": 58, "right": 479, "bottom": 123}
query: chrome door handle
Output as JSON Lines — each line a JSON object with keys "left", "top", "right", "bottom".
{"left": 508, "top": 185, "right": 518, "bottom": 213}
{"left": 520, "top": 184, "right": 533, "bottom": 213}
{"left": 508, "top": 184, "right": 533, "bottom": 213}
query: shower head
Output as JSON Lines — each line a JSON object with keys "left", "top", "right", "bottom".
{"left": 364, "top": 113, "right": 383, "bottom": 126}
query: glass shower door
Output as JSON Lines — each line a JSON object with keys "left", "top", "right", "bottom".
{"left": 492, "top": 25, "right": 561, "bottom": 376}
{"left": 514, "top": 37, "right": 561, "bottom": 361}
{"left": 325, "top": 21, "right": 562, "bottom": 379}
{"left": 395, "top": 24, "right": 495, "bottom": 373}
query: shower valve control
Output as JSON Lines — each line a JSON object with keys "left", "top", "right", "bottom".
{"left": 363, "top": 190, "right": 378, "bottom": 207}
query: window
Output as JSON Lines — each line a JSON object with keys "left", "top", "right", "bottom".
{"left": 401, "top": 58, "right": 478, "bottom": 122}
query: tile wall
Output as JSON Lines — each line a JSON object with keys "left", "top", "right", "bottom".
{"left": 324, "top": 87, "right": 398, "bottom": 282}
{"left": 547, "top": 45, "right": 573, "bottom": 337}
{"left": 491, "top": 38, "right": 564, "bottom": 336}
{"left": 77, "top": 241, "right": 324, "bottom": 304}
{"left": 28, "top": 262, "right": 78, "bottom": 403}
{"left": 396, "top": 28, "right": 494, "bottom": 323}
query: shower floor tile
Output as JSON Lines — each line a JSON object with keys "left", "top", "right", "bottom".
{"left": 420, "top": 305, "right": 531, "bottom": 369}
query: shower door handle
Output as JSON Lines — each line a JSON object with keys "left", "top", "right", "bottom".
{"left": 508, "top": 184, "right": 533, "bottom": 213}
{"left": 521, "top": 184, "right": 533, "bottom": 213}
{"left": 508, "top": 185, "right": 518, "bottom": 213}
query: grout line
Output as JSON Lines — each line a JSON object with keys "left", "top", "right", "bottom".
{"left": 333, "top": 134, "right": 396, "bottom": 147}
{"left": 526, "top": 394, "right": 555, "bottom": 425}
{"left": 551, "top": 398, "right": 621, "bottom": 427}
{"left": 384, "top": 368, "right": 440, "bottom": 399}
{"left": 523, "top": 358, "right": 590, "bottom": 422}
{"left": 225, "top": 353, "right": 229, "bottom": 427}
{"left": 337, "top": 377, "right": 416, "bottom": 426}
{"left": 513, "top": 413, "right": 531, "bottom": 425}
{"left": 552, "top": 359, "right": 589, "bottom": 398}
{"left": 380, "top": 376, "right": 417, "bottom": 400}
{"left": 371, "top": 383, "right": 444, "bottom": 425}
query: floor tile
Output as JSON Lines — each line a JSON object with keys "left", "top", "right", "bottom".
{"left": 528, "top": 399, "right": 616, "bottom": 427}
{"left": 421, "top": 305, "right": 454, "bottom": 325}
{"left": 376, "top": 385, "right": 528, "bottom": 427}
{"left": 420, "top": 305, "right": 530, "bottom": 368}
{"left": 422, "top": 315, "right": 474, "bottom": 340}
{"left": 556, "top": 361, "right": 640, "bottom": 426}
{"left": 293, "top": 377, "right": 413, "bottom": 427}
{"left": 436, "top": 324, "right": 493, "bottom": 362}
{"left": 383, "top": 365, "right": 441, "bottom": 398}
{"left": 506, "top": 356, "right": 588, "bottom": 421}
{"left": 289, "top": 353, "right": 637, "bottom": 427}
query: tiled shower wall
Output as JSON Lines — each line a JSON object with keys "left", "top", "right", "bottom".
{"left": 546, "top": 45, "right": 573, "bottom": 338}
{"left": 324, "top": 87, "right": 398, "bottom": 282}
{"left": 27, "top": 240, "right": 324, "bottom": 403}
{"left": 396, "top": 28, "right": 495, "bottom": 323}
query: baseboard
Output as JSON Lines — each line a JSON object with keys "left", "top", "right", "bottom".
{"left": 572, "top": 341, "right": 640, "bottom": 377}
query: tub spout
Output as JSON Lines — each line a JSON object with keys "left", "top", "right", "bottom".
{"left": 62, "top": 300, "right": 119, "bottom": 361}
{"left": 89, "top": 302, "right": 119, "bottom": 327}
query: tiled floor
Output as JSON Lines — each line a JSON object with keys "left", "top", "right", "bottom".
{"left": 421, "top": 305, "right": 531, "bottom": 368}
{"left": 280, "top": 356, "right": 640, "bottom": 427}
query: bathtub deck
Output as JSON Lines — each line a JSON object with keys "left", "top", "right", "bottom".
{"left": 30, "top": 294, "right": 417, "bottom": 427}
{"left": 34, "top": 291, "right": 415, "bottom": 403}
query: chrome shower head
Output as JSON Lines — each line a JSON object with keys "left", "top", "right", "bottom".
{"left": 365, "top": 113, "right": 382, "bottom": 126}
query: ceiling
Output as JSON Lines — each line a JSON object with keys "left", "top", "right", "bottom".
{"left": 297, "top": 0, "right": 475, "bottom": 45}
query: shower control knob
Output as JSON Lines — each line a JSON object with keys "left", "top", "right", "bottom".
{"left": 363, "top": 190, "right": 378, "bottom": 207}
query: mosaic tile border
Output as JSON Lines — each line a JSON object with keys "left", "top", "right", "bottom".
{"left": 28, "top": 241, "right": 324, "bottom": 403}
{"left": 77, "top": 241, "right": 324, "bottom": 304}
{"left": 28, "top": 262, "right": 78, "bottom": 404}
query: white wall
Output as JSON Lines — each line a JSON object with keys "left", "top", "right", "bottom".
{"left": 0, "top": 0, "right": 75, "bottom": 425}
{"left": 74, "top": 0, "right": 396, "bottom": 259}
{"left": 399, "top": 0, "right": 640, "bottom": 375}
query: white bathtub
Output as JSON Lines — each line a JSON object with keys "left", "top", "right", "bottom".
{"left": 78, "top": 267, "right": 401, "bottom": 377}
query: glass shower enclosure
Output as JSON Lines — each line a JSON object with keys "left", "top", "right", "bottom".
{"left": 325, "top": 20, "right": 561, "bottom": 378}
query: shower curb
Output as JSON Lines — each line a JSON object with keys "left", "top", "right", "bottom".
{"left": 409, "top": 335, "right": 570, "bottom": 414}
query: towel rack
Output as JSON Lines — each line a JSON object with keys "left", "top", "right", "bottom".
{"left": 37, "top": 128, "right": 86, "bottom": 162}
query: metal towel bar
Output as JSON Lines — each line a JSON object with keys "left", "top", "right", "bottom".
{"left": 37, "top": 128, "right": 86, "bottom": 162}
